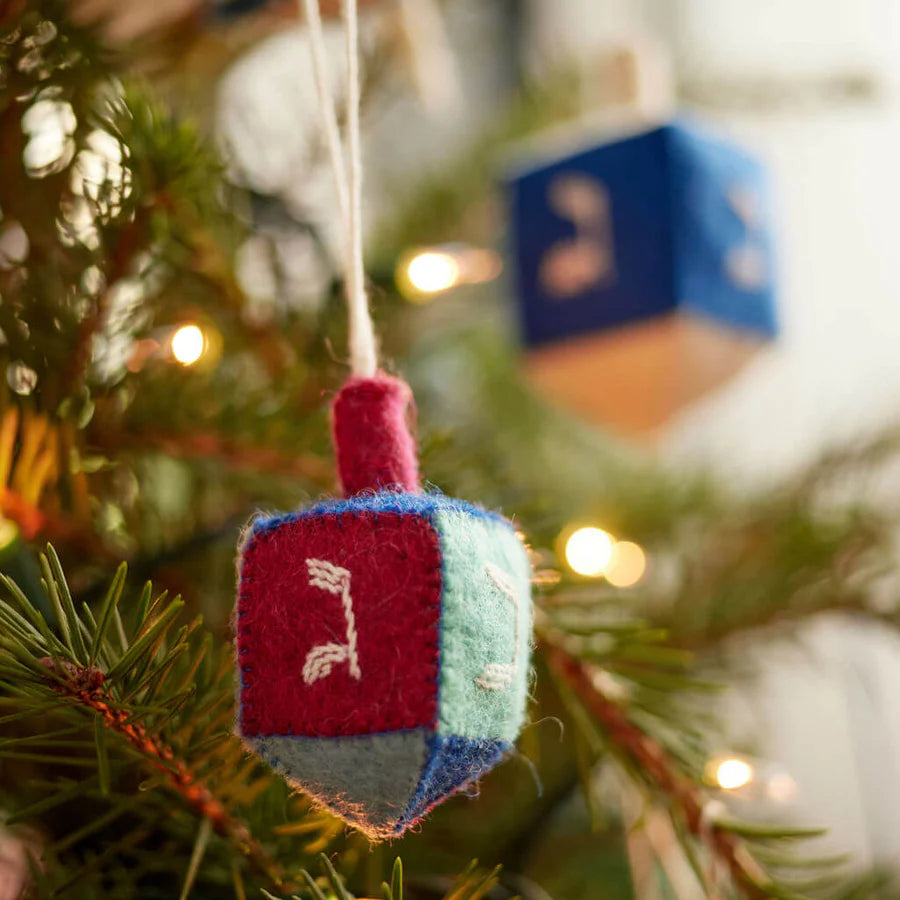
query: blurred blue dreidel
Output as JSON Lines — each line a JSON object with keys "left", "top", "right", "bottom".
{"left": 506, "top": 118, "right": 778, "bottom": 436}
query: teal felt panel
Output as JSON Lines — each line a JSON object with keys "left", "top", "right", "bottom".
{"left": 248, "top": 731, "right": 428, "bottom": 838}
{"left": 433, "top": 509, "right": 532, "bottom": 741}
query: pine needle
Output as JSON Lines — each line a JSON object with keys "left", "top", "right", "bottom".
{"left": 231, "top": 858, "right": 247, "bottom": 900}
{"left": 105, "top": 598, "right": 184, "bottom": 682}
{"left": 390, "top": 857, "right": 402, "bottom": 900}
{"left": 319, "top": 854, "right": 352, "bottom": 900}
{"left": 90, "top": 562, "right": 127, "bottom": 664}
{"left": 179, "top": 816, "right": 213, "bottom": 900}
{"left": 94, "top": 714, "right": 111, "bottom": 795}
{"left": 300, "top": 870, "right": 329, "bottom": 900}
{"left": 44, "top": 545, "right": 88, "bottom": 660}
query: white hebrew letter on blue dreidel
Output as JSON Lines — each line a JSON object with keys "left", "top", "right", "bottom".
{"left": 507, "top": 120, "right": 777, "bottom": 348}
{"left": 506, "top": 120, "right": 778, "bottom": 433}
{"left": 538, "top": 174, "right": 616, "bottom": 299}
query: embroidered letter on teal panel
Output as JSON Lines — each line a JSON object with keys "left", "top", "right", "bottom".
{"left": 433, "top": 509, "right": 532, "bottom": 741}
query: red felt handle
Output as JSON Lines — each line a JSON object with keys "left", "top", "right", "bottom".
{"left": 331, "top": 373, "right": 421, "bottom": 496}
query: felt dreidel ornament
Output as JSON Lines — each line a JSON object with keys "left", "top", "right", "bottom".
{"left": 234, "top": 0, "right": 531, "bottom": 840}
{"left": 236, "top": 376, "right": 532, "bottom": 838}
{"left": 506, "top": 45, "right": 778, "bottom": 436}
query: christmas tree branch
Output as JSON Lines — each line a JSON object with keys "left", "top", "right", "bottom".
{"left": 645, "top": 506, "right": 888, "bottom": 655}
{"left": 94, "top": 427, "right": 334, "bottom": 486}
{"left": 544, "top": 644, "right": 811, "bottom": 900}
{"left": 665, "top": 592, "right": 884, "bottom": 654}
{"left": 0, "top": 545, "right": 316, "bottom": 895}
{"left": 38, "top": 656, "right": 286, "bottom": 891}
{"left": 64, "top": 210, "right": 149, "bottom": 390}
{"left": 264, "top": 854, "right": 502, "bottom": 900}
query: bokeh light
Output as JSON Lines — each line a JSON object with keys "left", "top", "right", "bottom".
{"left": 766, "top": 771, "right": 797, "bottom": 803}
{"left": 22, "top": 98, "right": 76, "bottom": 177}
{"left": 72, "top": 129, "right": 131, "bottom": 214}
{"left": 6, "top": 362, "right": 38, "bottom": 397}
{"left": 714, "top": 757, "right": 754, "bottom": 790}
{"left": 0, "top": 518, "right": 19, "bottom": 551}
{"left": 406, "top": 251, "right": 460, "bottom": 294}
{"left": 605, "top": 540, "right": 647, "bottom": 587}
{"left": 564, "top": 526, "right": 614, "bottom": 577}
{"left": 171, "top": 325, "right": 206, "bottom": 366}
{"left": 397, "top": 246, "right": 502, "bottom": 300}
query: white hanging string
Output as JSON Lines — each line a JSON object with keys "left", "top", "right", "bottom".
{"left": 299, "top": 0, "right": 378, "bottom": 377}
{"left": 299, "top": 0, "right": 349, "bottom": 225}
{"left": 340, "top": 0, "right": 375, "bottom": 377}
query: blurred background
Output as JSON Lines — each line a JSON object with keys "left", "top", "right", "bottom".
{"left": 4, "top": 0, "right": 900, "bottom": 898}
{"left": 222, "top": 0, "right": 900, "bottom": 873}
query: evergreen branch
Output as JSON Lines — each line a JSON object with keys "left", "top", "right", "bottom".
{"left": 545, "top": 645, "right": 784, "bottom": 900}
{"left": 0, "top": 546, "right": 296, "bottom": 894}
{"left": 667, "top": 592, "right": 886, "bottom": 654}
{"left": 269, "top": 855, "right": 502, "bottom": 900}
{"left": 35, "top": 654, "right": 286, "bottom": 890}
{"left": 64, "top": 209, "right": 149, "bottom": 389}
{"left": 94, "top": 427, "right": 334, "bottom": 486}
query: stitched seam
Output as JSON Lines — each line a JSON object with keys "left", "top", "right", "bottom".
{"left": 236, "top": 553, "right": 255, "bottom": 734}
{"left": 419, "top": 512, "right": 444, "bottom": 733}
{"left": 238, "top": 507, "right": 442, "bottom": 737}
{"left": 248, "top": 490, "right": 512, "bottom": 540}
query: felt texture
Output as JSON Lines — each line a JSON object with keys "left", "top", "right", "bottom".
{"left": 396, "top": 734, "right": 510, "bottom": 832}
{"left": 507, "top": 121, "right": 777, "bottom": 348}
{"left": 433, "top": 508, "right": 532, "bottom": 741}
{"left": 248, "top": 490, "right": 508, "bottom": 539}
{"left": 238, "top": 509, "right": 443, "bottom": 737}
{"left": 332, "top": 373, "right": 420, "bottom": 496}
{"left": 248, "top": 729, "right": 509, "bottom": 839}
{"left": 248, "top": 731, "right": 428, "bottom": 838}
{"left": 236, "top": 489, "right": 532, "bottom": 838}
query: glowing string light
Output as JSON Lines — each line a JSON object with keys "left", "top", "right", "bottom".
{"left": 0, "top": 518, "right": 19, "bottom": 551}
{"left": 605, "top": 540, "right": 647, "bottom": 587}
{"left": 397, "top": 245, "right": 502, "bottom": 301}
{"left": 407, "top": 251, "right": 460, "bottom": 294}
{"left": 564, "top": 526, "right": 614, "bottom": 577}
{"left": 766, "top": 771, "right": 797, "bottom": 803}
{"left": 714, "top": 757, "right": 754, "bottom": 790}
{"left": 171, "top": 325, "right": 205, "bottom": 366}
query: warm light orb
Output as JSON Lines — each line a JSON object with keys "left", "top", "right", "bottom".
{"left": 171, "top": 325, "right": 205, "bottom": 366}
{"left": 0, "top": 517, "right": 19, "bottom": 551}
{"left": 715, "top": 758, "right": 754, "bottom": 791}
{"left": 605, "top": 541, "right": 647, "bottom": 588}
{"left": 766, "top": 771, "right": 797, "bottom": 803}
{"left": 564, "top": 526, "right": 614, "bottom": 577}
{"left": 407, "top": 251, "right": 459, "bottom": 294}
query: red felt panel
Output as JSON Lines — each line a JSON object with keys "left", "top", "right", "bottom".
{"left": 237, "top": 511, "right": 442, "bottom": 738}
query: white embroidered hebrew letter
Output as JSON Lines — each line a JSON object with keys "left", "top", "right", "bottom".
{"left": 538, "top": 174, "right": 616, "bottom": 299}
{"left": 475, "top": 562, "right": 521, "bottom": 691}
{"left": 724, "top": 184, "right": 769, "bottom": 291}
{"left": 302, "top": 558, "right": 362, "bottom": 685}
